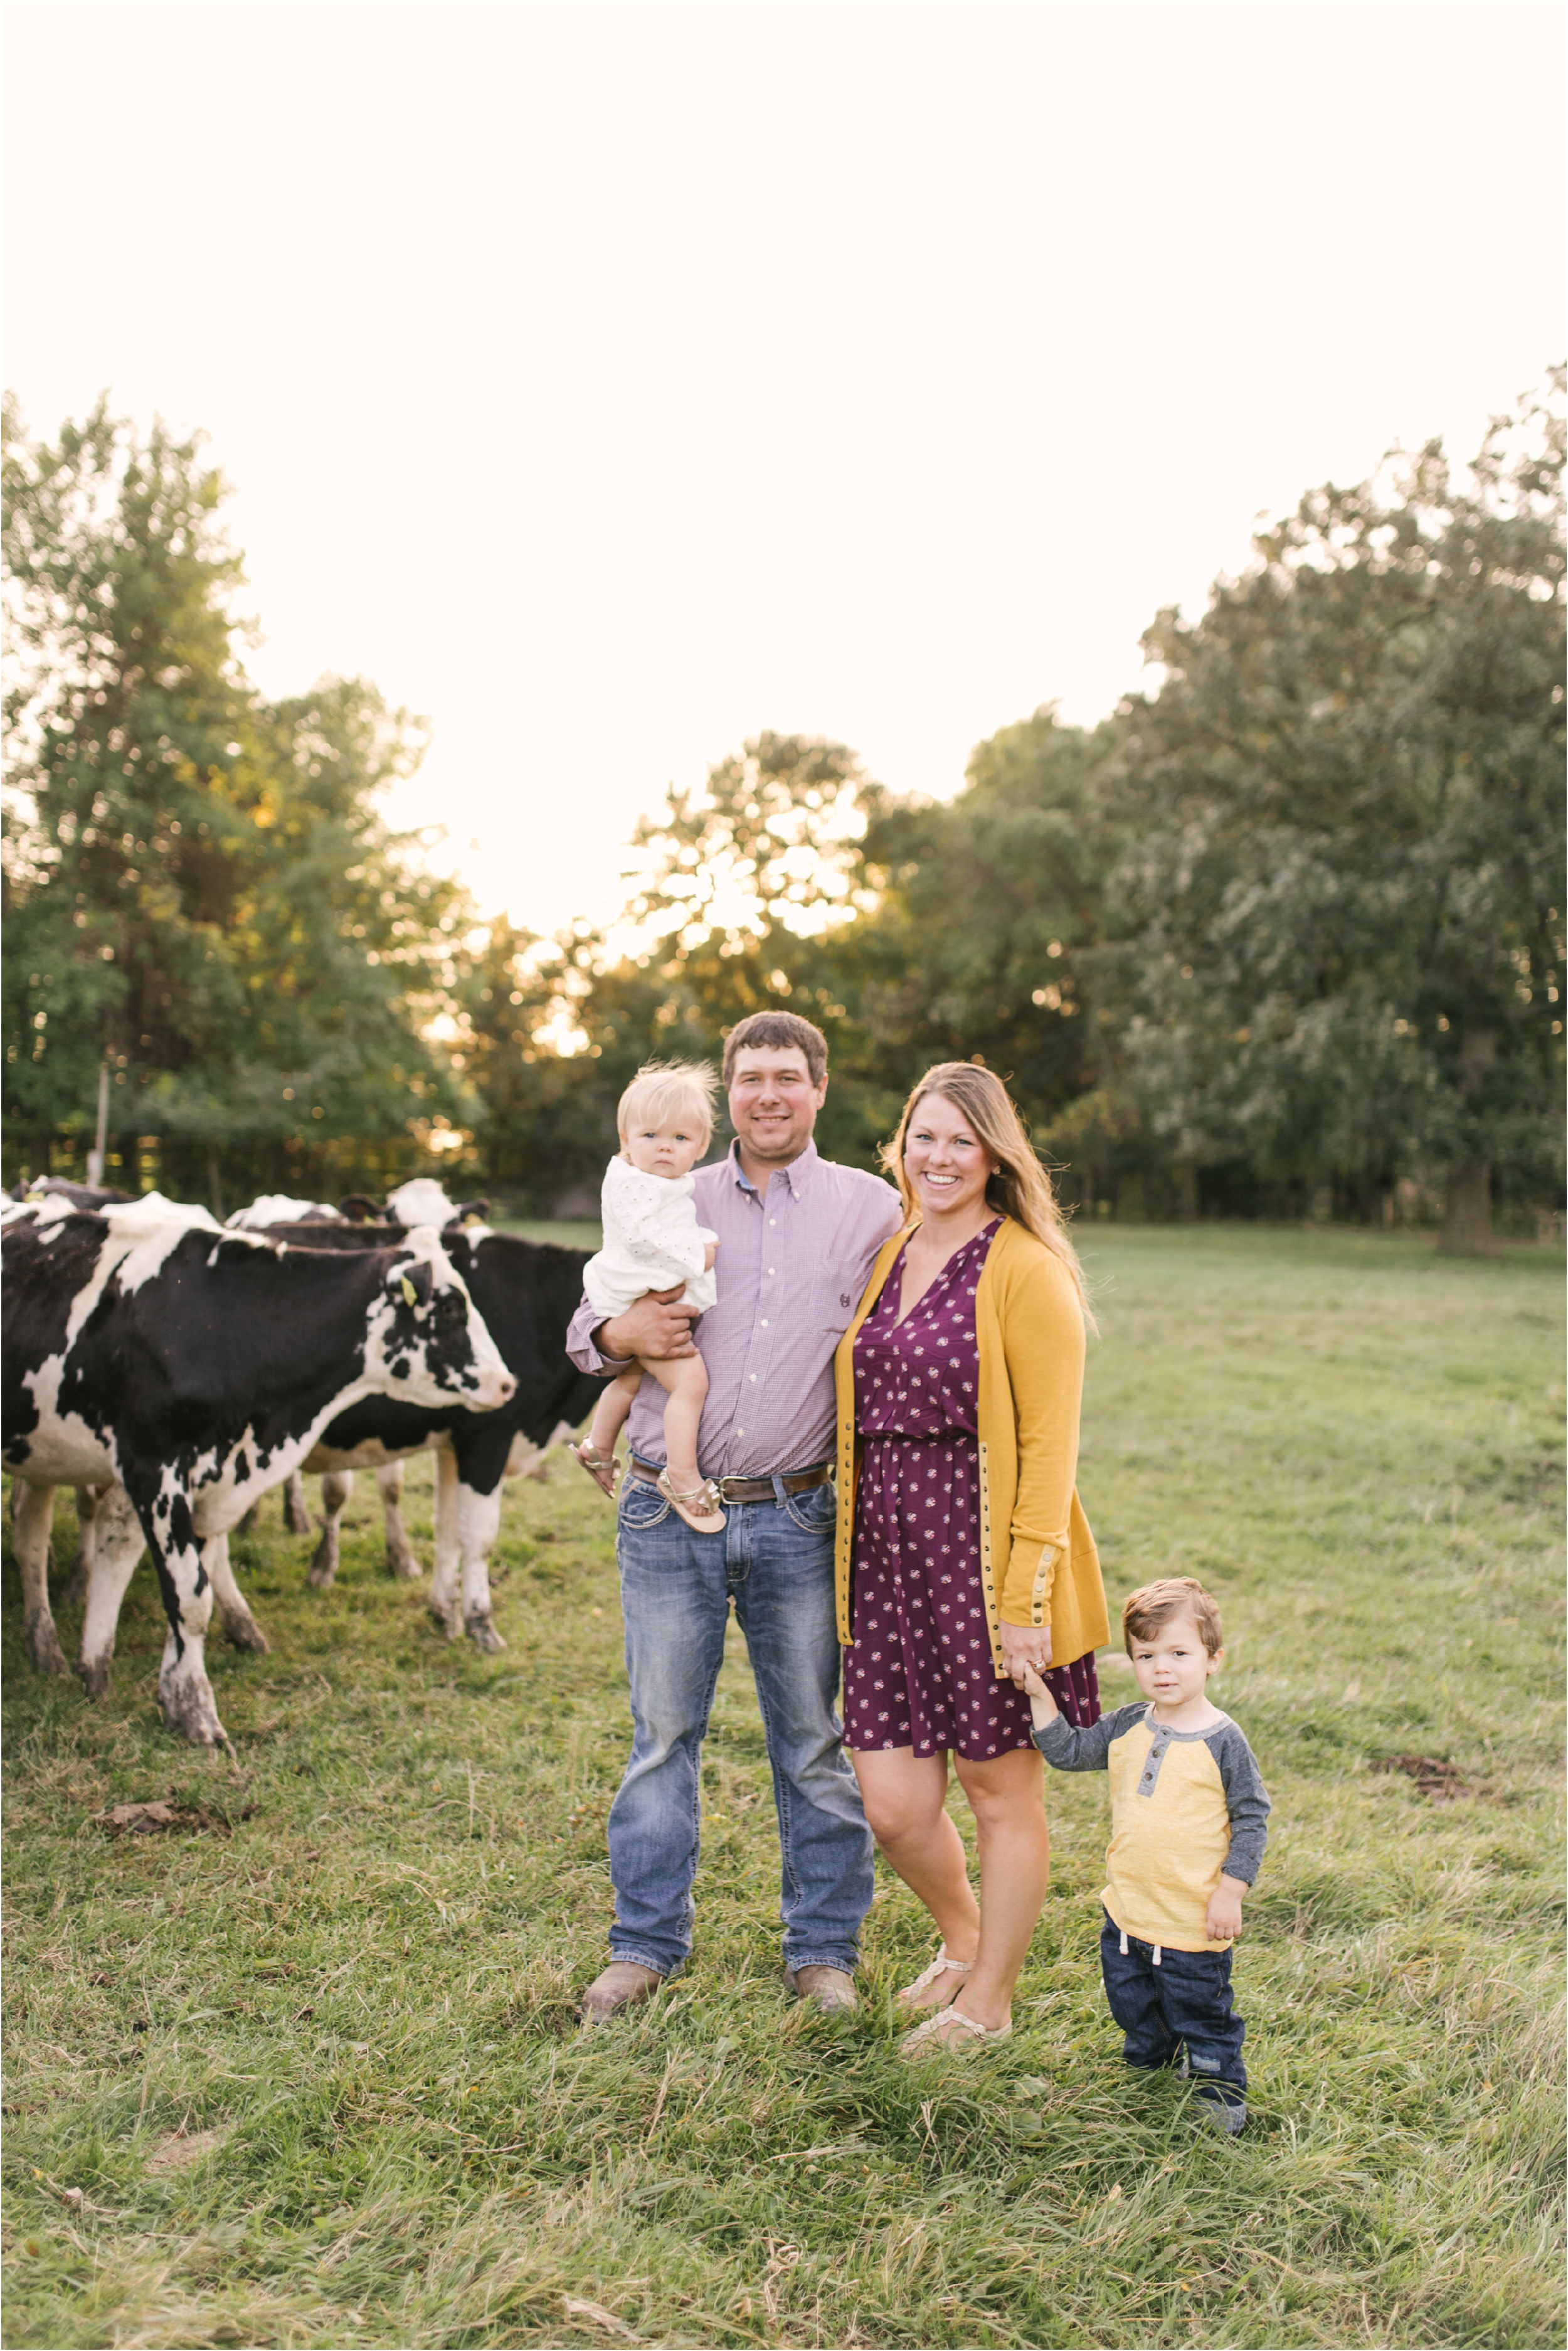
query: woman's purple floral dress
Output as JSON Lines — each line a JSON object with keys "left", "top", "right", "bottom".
{"left": 842, "top": 1219, "right": 1099, "bottom": 1759}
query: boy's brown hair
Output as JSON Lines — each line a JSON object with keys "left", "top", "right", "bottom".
{"left": 1122, "top": 1576, "right": 1225, "bottom": 1658}
{"left": 721, "top": 1011, "right": 829, "bottom": 1086}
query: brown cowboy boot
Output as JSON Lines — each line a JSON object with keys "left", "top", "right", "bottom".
{"left": 580, "top": 1961, "right": 665, "bottom": 2024}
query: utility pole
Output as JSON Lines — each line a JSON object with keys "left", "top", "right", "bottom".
{"left": 85, "top": 1064, "right": 109, "bottom": 1189}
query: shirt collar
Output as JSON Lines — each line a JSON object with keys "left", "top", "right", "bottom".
{"left": 728, "top": 1135, "right": 818, "bottom": 1201}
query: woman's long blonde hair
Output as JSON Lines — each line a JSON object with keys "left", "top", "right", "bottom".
{"left": 880, "top": 1061, "right": 1093, "bottom": 1324}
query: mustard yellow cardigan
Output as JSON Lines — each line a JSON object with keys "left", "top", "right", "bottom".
{"left": 833, "top": 1214, "right": 1108, "bottom": 1675}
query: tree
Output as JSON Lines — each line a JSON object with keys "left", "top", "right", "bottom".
{"left": 459, "top": 735, "right": 879, "bottom": 1202}
{"left": 832, "top": 707, "right": 1124, "bottom": 1177}
{"left": 1093, "top": 379, "right": 1565, "bottom": 1246}
{"left": 3, "top": 398, "right": 468, "bottom": 1197}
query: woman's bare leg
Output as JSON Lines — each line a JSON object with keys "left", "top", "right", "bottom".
{"left": 588, "top": 1366, "right": 643, "bottom": 1460}
{"left": 850, "top": 1746, "right": 980, "bottom": 1983}
{"left": 638, "top": 1352, "right": 710, "bottom": 1491}
{"left": 944, "top": 1745, "right": 1051, "bottom": 2031}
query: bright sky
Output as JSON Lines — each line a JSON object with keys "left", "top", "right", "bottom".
{"left": 4, "top": 1, "right": 1563, "bottom": 938}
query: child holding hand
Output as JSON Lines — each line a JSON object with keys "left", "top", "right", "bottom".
{"left": 1021, "top": 1576, "right": 1269, "bottom": 2135}
{"left": 571, "top": 1061, "right": 726, "bottom": 1535}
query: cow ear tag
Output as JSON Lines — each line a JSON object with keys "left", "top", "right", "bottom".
{"left": 400, "top": 1274, "right": 418, "bottom": 1307}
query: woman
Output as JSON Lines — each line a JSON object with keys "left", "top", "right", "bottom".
{"left": 832, "top": 1063, "right": 1108, "bottom": 2051}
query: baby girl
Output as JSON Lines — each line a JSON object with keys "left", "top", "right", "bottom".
{"left": 571, "top": 1061, "right": 726, "bottom": 1533}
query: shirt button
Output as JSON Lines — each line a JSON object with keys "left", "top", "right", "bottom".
{"left": 769, "top": 1219, "right": 776, "bottom": 1226}
{"left": 749, "top": 1373, "right": 757, "bottom": 1381}
{"left": 767, "top": 1268, "right": 775, "bottom": 1275}
{"left": 760, "top": 1319, "right": 768, "bottom": 1327}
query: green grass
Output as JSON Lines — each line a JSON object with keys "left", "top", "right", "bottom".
{"left": 3, "top": 1226, "right": 1562, "bottom": 2349}
{"left": 493, "top": 1219, "right": 603, "bottom": 1253}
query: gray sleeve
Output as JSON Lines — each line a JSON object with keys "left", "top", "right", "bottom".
{"left": 1209, "top": 1724, "right": 1271, "bottom": 1883}
{"left": 1034, "top": 1703, "right": 1145, "bottom": 1773}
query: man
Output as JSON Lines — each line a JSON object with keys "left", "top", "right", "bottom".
{"left": 566, "top": 1011, "right": 903, "bottom": 2019}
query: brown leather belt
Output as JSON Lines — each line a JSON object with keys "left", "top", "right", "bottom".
{"left": 628, "top": 1457, "right": 834, "bottom": 1505}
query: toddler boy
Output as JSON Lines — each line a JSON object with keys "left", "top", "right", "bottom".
{"left": 1022, "top": 1576, "right": 1269, "bottom": 2134}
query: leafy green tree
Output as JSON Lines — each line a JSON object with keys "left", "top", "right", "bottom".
{"left": 459, "top": 735, "right": 878, "bottom": 1201}
{"left": 1092, "top": 380, "right": 1565, "bottom": 1247}
{"left": 3, "top": 398, "right": 467, "bottom": 1197}
{"left": 831, "top": 706, "right": 1124, "bottom": 1175}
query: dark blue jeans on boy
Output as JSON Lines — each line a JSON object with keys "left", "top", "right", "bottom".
{"left": 1100, "top": 1908, "right": 1246, "bottom": 2116}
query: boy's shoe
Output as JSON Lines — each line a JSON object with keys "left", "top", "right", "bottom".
{"left": 1190, "top": 2084, "right": 1247, "bottom": 2135}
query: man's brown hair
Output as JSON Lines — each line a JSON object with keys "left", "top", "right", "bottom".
{"left": 1122, "top": 1576, "right": 1225, "bottom": 1658}
{"left": 721, "top": 1011, "right": 829, "bottom": 1086}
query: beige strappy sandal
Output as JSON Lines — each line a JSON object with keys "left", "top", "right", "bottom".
{"left": 656, "top": 1468, "right": 727, "bottom": 1535}
{"left": 897, "top": 2004, "right": 1012, "bottom": 2058}
{"left": 898, "top": 1948, "right": 973, "bottom": 2011}
{"left": 569, "top": 1440, "right": 621, "bottom": 1497}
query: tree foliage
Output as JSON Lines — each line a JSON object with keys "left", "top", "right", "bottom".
{"left": 464, "top": 384, "right": 1563, "bottom": 1246}
{"left": 1092, "top": 379, "right": 1565, "bottom": 1239}
{"left": 9, "top": 385, "right": 1560, "bottom": 1248}
{"left": 2, "top": 399, "right": 467, "bottom": 1170}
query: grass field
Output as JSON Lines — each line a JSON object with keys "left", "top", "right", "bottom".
{"left": 3, "top": 1226, "right": 1562, "bottom": 2350}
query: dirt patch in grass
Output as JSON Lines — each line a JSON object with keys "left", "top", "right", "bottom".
{"left": 98, "top": 1797, "right": 256, "bottom": 1835}
{"left": 1374, "top": 1754, "right": 1483, "bottom": 1803}
{"left": 145, "top": 2124, "right": 233, "bottom": 2173}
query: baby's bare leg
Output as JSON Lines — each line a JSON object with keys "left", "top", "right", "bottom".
{"left": 588, "top": 1366, "right": 644, "bottom": 1460}
{"left": 640, "top": 1352, "right": 711, "bottom": 1490}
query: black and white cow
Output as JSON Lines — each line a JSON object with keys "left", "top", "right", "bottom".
{"left": 232, "top": 1184, "right": 491, "bottom": 1541}
{"left": 8, "top": 1177, "right": 133, "bottom": 1209}
{"left": 224, "top": 1194, "right": 344, "bottom": 1232}
{"left": 236, "top": 1220, "right": 601, "bottom": 1647}
{"left": 2, "top": 1194, "right": 516, "bottom": 1745}
{"left": 339, "top": 1179, "right": 490, "bottom": 1229}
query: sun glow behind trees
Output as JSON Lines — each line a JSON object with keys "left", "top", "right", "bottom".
{"left": 4, "top": 384, "right": 1562, "bottom": 1247}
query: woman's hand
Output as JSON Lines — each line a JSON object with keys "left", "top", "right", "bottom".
{"left": 1000, "top": 1620, "right": 1052, "bottom": 1687}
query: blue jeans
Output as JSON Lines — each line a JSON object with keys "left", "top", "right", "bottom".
{"left": 607, "top": 1474, "right": 874, "bottom": 1978}
{"left": 1099, "top": 1908, "right": 1247, "bottom": 2094}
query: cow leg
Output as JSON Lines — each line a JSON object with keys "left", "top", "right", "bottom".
{"left": 377, "top": 1460, "right": 422, "bottom": 1579}
{"left": 77, "top": 1484, "right": 148, "bottom": 1698}
{"left": 143, "top": 1509, "right": 228, "bottom": 1750}
{"left": 528, "top": 1418, "right": 576, "bottom": 1483}
{"left": 205, "top": 1534, "right": 270, "bottom": 1653}
{"left": 14, "top": 1482, "right": 67, "bottom": 1675}
{"left": 309, "top": 1471, "right": 353, "bottom": 1588}
{"left": 58, "top": 1483, "right": 105, "bottom": 1608}
{"left": 427, "top": 1448, "right": 463, "bottom": 1639}
{"left": 458, "top": 1483, "right": 507, "bottom": 1653}
{"left": 282, "top": 1470, "right": 312, "bottom": 1536}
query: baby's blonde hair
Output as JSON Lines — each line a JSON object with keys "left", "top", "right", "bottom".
{"left": 617, "top": 1060, "right": 718, "bottom": 1145}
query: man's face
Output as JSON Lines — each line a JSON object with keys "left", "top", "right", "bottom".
{"left": 727, "top": 1046, "right": 828, "bottom": 1165}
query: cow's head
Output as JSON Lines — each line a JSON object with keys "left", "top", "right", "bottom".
{"left": 367, "top": 1227, "right": 516, "bottom": 1410}
{"left": 339, "top": 1194, "right": 388, "bottom": 1224}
